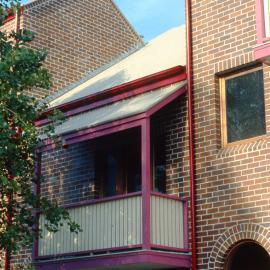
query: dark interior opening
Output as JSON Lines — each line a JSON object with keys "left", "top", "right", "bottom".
{"left": 225, "top": 241, "right": 270, "bottom": 270}
{"left": 95, "top": 128, "right": 141, "bottom": 197}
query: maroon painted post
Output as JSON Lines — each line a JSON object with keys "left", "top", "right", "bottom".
{"left": 255, "top": 0, "right": 265, "bottom": 44}
{"left": 141, "top": 118, "right": 151, "bottom": 249}
{"left": 32, "top": 151, "right": 41, "bottom": 260}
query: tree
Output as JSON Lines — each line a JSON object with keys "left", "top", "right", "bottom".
{"left": 0, "top": 1, "right": 80, "bottom": 269}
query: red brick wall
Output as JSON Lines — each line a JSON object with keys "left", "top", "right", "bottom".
{"left": 22, "top": 0, "right": 143, "bottom": 98}
{"left": 151, "top": 95, "right": 190, "bottom": 198}
{"left": 191, "top": 0, "right": 270, "bottom": 269}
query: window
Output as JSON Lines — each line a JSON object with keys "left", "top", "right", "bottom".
{"left": 152, "top": 127, "right": 166, "bottom": 193}
{"left": 264, "top": 0, "right": 270, "bottom": 37}
{"left": 220, "top": 67, "right": 266, "bottom": 145}
{"left": 95, "top": 128, "right": 141, "bottom": 198}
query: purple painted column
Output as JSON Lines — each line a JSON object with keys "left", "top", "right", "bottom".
{"left": 32, "top": 151, "right": 41, "bottom": 260}
{"left": 141, "top": 119, "right": 151, "bottom": 250}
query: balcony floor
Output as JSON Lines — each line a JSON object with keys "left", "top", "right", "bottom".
{"left": 84, "top": 263, "right": 183, "bottom": 270}
{"left": 35, "top": 250, "right": 191, "bottom": 270}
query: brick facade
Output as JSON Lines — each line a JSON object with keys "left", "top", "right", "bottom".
{"left": 191, "top": 0, "right": 270, "bottom": 269}
{"left": 2, "top": 0, "right": 143, "bottom": 99}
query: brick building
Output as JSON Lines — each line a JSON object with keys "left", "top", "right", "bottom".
{"left": 2, "top": 0, "right": 143, "bottom": 98}
{"left": 3, "top": 0, "right": 270, "bottom": 270}
{"left": 34, "top": 26, "right": 191, "bottom": 270}
{"left": 35, "top": 0, "right": 270, "bottom": 269}
{"left": 190, "top": 0, "right": 270, "bottom": 269}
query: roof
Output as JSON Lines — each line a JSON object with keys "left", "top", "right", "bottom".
{"left": 49, "top": 26, "right": 186, "bottom": 108}
{"left": 49, "top": 81, "right": 186, "bottom": 137}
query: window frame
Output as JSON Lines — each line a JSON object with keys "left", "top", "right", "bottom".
{"left": 219, "top": 66, "right": 266, "bottom": 147}
{"left": 255, "top": 0, "right": 270, "bottom": 43}
{"left": 263, "top": 0, "right": 270, "bottom": 38}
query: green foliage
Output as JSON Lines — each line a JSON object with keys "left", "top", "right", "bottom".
{"left": 0, "top": 0, "right": 81, "bottom": 265}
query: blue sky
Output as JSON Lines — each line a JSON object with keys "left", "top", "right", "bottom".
{"left": 21, "top": 0, "right": 185, "bottom": 42}
{"left": 114, "top": 0, "right": 185, "bottom": 42}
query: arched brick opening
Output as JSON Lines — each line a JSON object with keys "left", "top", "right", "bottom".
{"left": 208, "top": 223, "right": 270, "bottom": 270}
{"left": 224, "top": 240, "right": 270, "bottom": 270}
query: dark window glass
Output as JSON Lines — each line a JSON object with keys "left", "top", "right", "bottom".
{"left": 225, "top": 69, "right": 266, "bottom": 143}
{"left": 95, "top": 128, "right": 141, "bottom": 198}
{"left": 152, "top": 128, "right": 166, "bottom": 193}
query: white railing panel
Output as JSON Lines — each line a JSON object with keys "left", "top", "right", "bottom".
{"left": 151, "top": 194, "right": 184, "bottom": 249}
{"left": 38, "top": 195, "right": 142, "bottom": 256}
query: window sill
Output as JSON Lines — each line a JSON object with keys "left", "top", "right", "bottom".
{"left": 218, "top": 134, "right": 269, "bottom": 157}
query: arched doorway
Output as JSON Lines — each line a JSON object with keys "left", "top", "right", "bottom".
{"left": 225, "top": 240, "right": 270, "bottom": 270}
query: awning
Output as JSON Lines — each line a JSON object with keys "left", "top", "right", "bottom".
{"left": 48, "top": 27, "right": 186, "bottom": 108}
{"left": 52, "top": 81, "right": 186, "bottom": 137}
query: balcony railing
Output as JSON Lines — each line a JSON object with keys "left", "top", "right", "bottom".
{"left": 37, "top": 192, "right": 188, "bottom": 258}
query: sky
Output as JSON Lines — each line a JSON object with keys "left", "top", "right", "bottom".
{"left": 21, "top": 0, "right": 185, "bottom": 42}
{"left": 114, "top": 0, "right": 185, "bottom": 42}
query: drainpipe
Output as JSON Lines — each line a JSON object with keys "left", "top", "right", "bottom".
{"left": 185, "top": 1, "right": 197, "bottom": 270}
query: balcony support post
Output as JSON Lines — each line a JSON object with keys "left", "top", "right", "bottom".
{"left": 141, "top": 118, "right": 151, "bottom": 250}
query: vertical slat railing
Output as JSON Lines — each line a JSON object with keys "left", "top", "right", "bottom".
{"left": 38, "top": 194, "right": 142, "bottom": 257}
{"left": 150, "top": 193, "right": 186, "bottom": 250}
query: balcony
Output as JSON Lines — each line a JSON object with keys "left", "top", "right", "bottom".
{"left": 35, "top": 80, "right": 190, "bottom": 269}
{"left": 35, "top": 192, "right": 190, "bottom": 270}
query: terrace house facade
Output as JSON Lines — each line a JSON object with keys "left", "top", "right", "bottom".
{"left": 36, "top": 0, "right": 270, "bottom": 269}
{"left": 190, "top": 0, "right": 270, "bottom": 269}
{"left": 3, "top": 0, "right": 270, "bottom": 270}
{"left": 34, "top": 26, "right": 191, "bottom": 270}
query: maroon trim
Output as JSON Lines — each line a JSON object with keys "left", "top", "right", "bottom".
{"left": 183, "top": 200, "right": 189, "bottom": 250}
{"left": 145, "top": 85, "right": 187, "bottom": 117}
{"left": 150, "top": 192, "right": 188, "bottom": 202}
{"left": 38, "top": 66, "right": 185, "bottom": 122}
{"left": 36, "top": 245, "right": 142, "bottom": 260}
{"left": 63, "top": 114, "right": 144, "bottom": 140}
{"left": 63, "top": 192, "right": 142, "bottom": 210}
{"left": 32, "top": 152, "right": 42, "bottom": 261}
{"left": 36, "top": 72, "right": 186, "bottom": 127}
{"left": 35, "top": 250, "right": 191, "bottom": 270}
{"left": 253, "top": 42, "right": 270, "bottom": 63}
{"left": 255, "top": 0, "right": 266, "bottom": 44}
{"left": 39, "top": 117, "right": 145, "bottom": 152}
{"left": 186, "top": 1, "right": 197, "bottom": 270}
{"left": 2, "top": 7, "right": 24, "bottom": 24}
{"left": 39, "top": 85, "right": 187, "bottom": 152}
{"left": 151, "top": 244, "right": 189, "bottom": 253}
{"left": 141, "top": 119, "right": 151, "bottom": 249}
{"left": 3, "top": 15, "right": 15, "bottom": 24}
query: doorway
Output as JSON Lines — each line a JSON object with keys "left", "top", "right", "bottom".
{"left": 225, "top": 240, "right": 270, "bottom": 270}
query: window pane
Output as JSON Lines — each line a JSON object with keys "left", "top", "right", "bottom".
{"left": 225, "top": 69, "right": 266, "bottom": 143}
{"left": 95, "top": 128, "right": 141, "bottom": 198}
{"left": 264, "top": 0, "right": 270, "bottom": 37}
{"left": 152, "top": 127, "right": 166, "bottom": 193}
